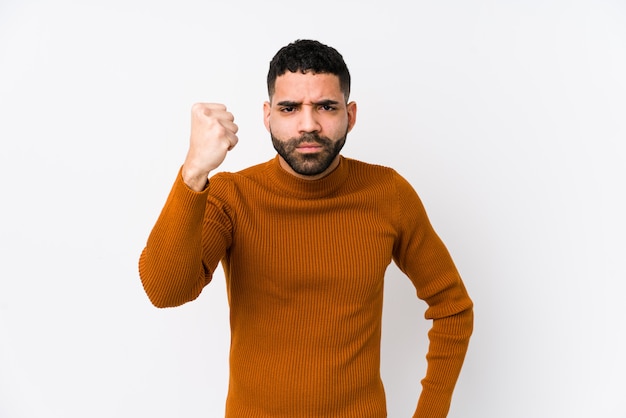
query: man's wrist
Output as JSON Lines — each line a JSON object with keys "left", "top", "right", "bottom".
{"left": 181, "top": 166, "right": 209, "bottom": 192}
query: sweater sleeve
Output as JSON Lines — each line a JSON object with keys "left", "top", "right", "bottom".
{"left": 138, "top": 168, "right": 233, "bottom": 308}
{"left": 390, "top": 172, "right": 474, "bottom": 418}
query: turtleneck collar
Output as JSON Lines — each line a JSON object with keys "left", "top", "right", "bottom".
{"left": 263, "top": 154, "right": 350, "bottom": 199}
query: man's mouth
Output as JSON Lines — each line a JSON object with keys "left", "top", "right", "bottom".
{"left": 296, "top": 143, "right": 323, "bottom": 153}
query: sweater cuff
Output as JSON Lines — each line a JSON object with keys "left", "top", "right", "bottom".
{"left": 159, "top": 167, "right": 211, "bottom": 221}
{"left": 177, "top": 165, "right": 210, "bottom": 193}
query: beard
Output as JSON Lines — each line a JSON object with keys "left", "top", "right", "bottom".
{"left": 271, "top": 130, "right": 347, "bottom": 176}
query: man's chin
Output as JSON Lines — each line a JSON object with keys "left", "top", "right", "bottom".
{"left": 293, "top": 165, "right": 327, "bottom": 176}
{"left": 284, "top": 159, "right": 324, "bottom": 176}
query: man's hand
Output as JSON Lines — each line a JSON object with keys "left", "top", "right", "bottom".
{"left": 182, "top": 103, "right": 239, "bottom": 191}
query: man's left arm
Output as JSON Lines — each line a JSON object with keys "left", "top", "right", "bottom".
{"left": 390, "top": 171, "right": 474, "bottom": 418}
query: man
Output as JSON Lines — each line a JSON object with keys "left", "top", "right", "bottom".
{"left": 139, "top": 39, "right": 473, "bottom": 417}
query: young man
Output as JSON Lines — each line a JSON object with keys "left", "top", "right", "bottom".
{"left": 139, "top": 39, "right": 473, "bottom": 418}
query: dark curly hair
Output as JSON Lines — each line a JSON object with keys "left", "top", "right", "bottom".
{"left": 267, "top": 39, "right": 351, "bottom": 102}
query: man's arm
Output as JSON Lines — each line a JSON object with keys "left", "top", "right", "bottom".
{"left": 139, "top": 175, "right": 209, "bottom": 308}
{"left": 391, "top": 172, "right": 474, "bottom": 418}
{"left": 413, "top": 305, "right": 473, "bottom": 417}
{"left": 138, "top": 103, "right": 238, "bottom": 307}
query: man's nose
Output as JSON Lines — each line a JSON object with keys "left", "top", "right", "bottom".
{"left": 298, "top": 107, "right": 321, "bottom": 133}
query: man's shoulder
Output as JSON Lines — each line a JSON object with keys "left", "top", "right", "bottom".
{"left": 345, "top": 157, "right": 419, "bottom": 197}
{"left": 343, "top": 157, "right": 403, "bottom": 182}
{"left": 344, "top": 157, "right": 394, "bottom": 172}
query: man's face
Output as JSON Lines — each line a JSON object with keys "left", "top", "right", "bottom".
{"left": 264, "top": 71, "right": 357, "bottom": 180}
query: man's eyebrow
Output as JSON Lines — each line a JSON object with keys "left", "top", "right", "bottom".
{"left": 276, "top": 99, "right": 341, "bottom": 107}
{"left": 276, "top": 100, "right": 300, "bottom": 107}
{"left": 313, "top": 99, "right": 341, "bottom": 106}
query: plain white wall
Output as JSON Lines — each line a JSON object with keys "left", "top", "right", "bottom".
{"left": 1, "top": 0, "right": 625, "bottom": 417}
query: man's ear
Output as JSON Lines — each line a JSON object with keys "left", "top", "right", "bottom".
{"left": 263, "top": 101, "right": 271, "bottom": 132}
{"left": 347, "top": 101, "right": 357, "bottom": 133}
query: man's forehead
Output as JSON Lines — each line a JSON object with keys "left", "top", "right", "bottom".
{"left": 273, "top": 71, "right": 344, "bottom": 101}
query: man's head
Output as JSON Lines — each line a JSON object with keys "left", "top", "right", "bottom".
{"left": 267, "top": 39, "right": 351, "bottom": 103}
{"left": 264, "top": 40, "right": 357, "bottom": 180}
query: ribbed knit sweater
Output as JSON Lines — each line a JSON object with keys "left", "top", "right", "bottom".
{"left": 139, "top": 155, "right": 473, "bottom": 418}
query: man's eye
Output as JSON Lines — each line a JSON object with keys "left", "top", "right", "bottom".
{"left": 320, "top": 105, "right": 336, "bottom": 111}
{"left": 280, "top": 107, "right": 295, "bottom": 113}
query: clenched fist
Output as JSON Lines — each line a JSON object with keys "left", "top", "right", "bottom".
{"left": 182, "top": 103, "right": 239, "bottom": 191}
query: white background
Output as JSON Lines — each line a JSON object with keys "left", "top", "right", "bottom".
{"left": 1, "top": 0, "right": 625, "bottom": 417}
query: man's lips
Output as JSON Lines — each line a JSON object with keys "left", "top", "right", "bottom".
{"left": 296, "top": 143, "right": 323, "bottom": 153}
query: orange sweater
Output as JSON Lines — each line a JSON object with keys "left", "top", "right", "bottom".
{"left": 139, "top": 156, "right": 473, "bottom": 417}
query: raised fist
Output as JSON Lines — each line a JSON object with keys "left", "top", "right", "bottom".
{"left": 182, "top": 103, "right": 239, "bottom": 191}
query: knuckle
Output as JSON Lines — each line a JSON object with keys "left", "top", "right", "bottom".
{"left": 210, "top": 123, "right": 229, "bottom": 140}
{"left": 191, "top": 103, "right": 209, "bottom": 118}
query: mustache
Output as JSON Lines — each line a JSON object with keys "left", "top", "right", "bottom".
{"left": 293, "top": 132, "right": 332, "bottom": 146}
